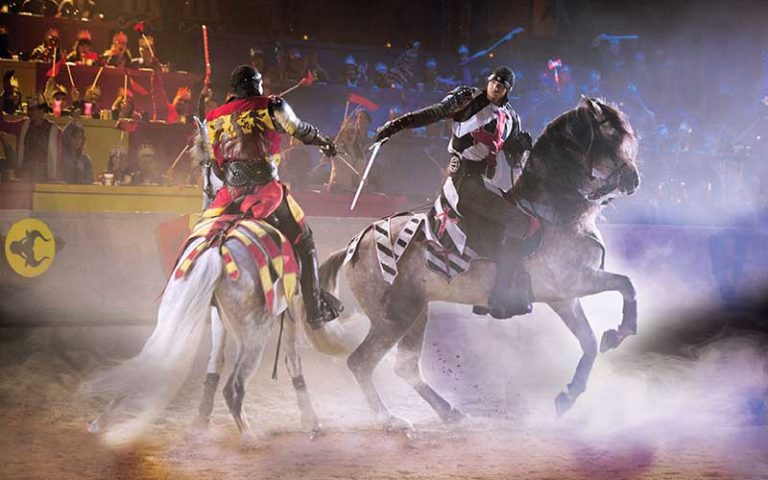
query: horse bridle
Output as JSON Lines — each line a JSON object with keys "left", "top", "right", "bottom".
{"left": 573, "top": 113, "right": 630, "bottom": 201}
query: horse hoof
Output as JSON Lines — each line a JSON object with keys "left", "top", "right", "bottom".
{"left": 600, "top": 329, "right": 621, "bottom": 353}
{"left": 309, "top": 428, "right": 324, "bottom": 441}
{"left": 383, "top": 415, "right": 415, "bottom": 435}
{"left": 555, "top": 391, "right": 573, "bottom": 417}
{"left": 443, "top": 407, "right": 469, "bottom": 424}
{"left": 239, "top": 430, "right": 267, "bottom": 450}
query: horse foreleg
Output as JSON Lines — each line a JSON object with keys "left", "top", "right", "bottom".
{"left": 394, "top": 307, "right": 466, "bottom": 424}
{"left": 283, "top": 311, "right": 322, "bottom": 438}
{"left": 548, "top": 298, "right": 597, "bottom": 417}
{"left": 194, "top": 307, "right": 227, "bottom": 427}
{"left": 574, "top": 269, "right": 637, "bottom": 352}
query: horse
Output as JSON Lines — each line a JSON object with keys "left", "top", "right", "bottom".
{"left": 83, "top": 218, "right": 323, "bottom": 445}
{"left": 305, "top": 97, "right": 641, "bottom": 431}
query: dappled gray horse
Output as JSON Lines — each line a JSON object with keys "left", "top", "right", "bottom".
{"left": 310, "top": 97, "right": 640, "bottom": 430}
{"left": 84, "top": 219, "right": 321, "bottom": 445}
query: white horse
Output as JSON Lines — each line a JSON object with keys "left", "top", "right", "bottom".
{"left": 85, "top": 169, "right": 322, "bottom": 445}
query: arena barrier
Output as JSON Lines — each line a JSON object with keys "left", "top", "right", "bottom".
{"left": 0, "top": 184, "right": 765, "bottom": 327}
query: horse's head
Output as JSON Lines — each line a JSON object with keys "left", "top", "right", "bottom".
{"left": 577, "top": 97, "right": 640, "bottom": 200}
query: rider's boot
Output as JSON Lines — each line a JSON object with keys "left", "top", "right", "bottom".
{"left": 487, "top": 236, "right": 533, "bottom": 319}
{"left": 295, "top": 236, "right": 343, "bottom": 330}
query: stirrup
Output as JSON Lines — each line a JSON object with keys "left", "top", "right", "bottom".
{"left": 307, "top": 291, "right": 343, "bottom": 330}
{"left": 487, "top": 272, "right": 533, "bottom": 319}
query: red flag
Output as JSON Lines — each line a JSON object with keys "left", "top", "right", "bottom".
{"left": 300, "top": 69, "right": 315, "bottom": 86}
{"left": 134, "top": 21, "right": 145, "bottom": 35}
{"left": 129, "top": 77, "right": 149, "bottom": 96}
{"left": 46, "top": 58, "right": 66, "bottom": 77}
{"left": 348, "top": 92, "right": 379, "bottom": 111}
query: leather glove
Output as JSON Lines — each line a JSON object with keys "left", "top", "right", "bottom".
{"left": 374, "top": 119, "right": 400, "bottom": 143}
{"left": 318, "top": 136, "right": 337, "bottom": 157}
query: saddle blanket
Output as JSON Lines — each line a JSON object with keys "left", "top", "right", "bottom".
{"left": 343, "top": 187, "right": 543, "bottom": 284}
{"left": 172, "top": 214, "right": 299, "bottom": 314}
{"left": 343, "top": 211, "right": 486, "bottom": 284}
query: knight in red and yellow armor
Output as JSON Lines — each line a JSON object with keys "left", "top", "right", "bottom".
{"left": 202, "top": 65, "right": 342, "bottom": 328}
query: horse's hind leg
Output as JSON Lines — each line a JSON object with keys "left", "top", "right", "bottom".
{"left": 283, "top": 311, "right": 322, "bottom": 437}
{"left": 347, "top": 300, "right": 416, "bottom": 431}
{"left": 216, "top": 302, "right": 271, "bottom": 435}
{"left": 194, "top": 306, "right": 227, "bottom": 427}
{"left": 548, "top": 298, "right": 598, "bottom": 416}
{"left": 223, "top": 332, "right": 269, "bottom": 435}
{"left": 394, "top": 307, "right": 466, "bottom": 423}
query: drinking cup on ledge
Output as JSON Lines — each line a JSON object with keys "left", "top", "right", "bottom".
{"left": 103, "top": 173, "right": 115, "bottom": 186}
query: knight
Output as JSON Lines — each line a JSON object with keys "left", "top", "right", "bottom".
{"left": 203, "top": 65, "right": 343, "bottom": 328}
{"left": 374, "top": 66, "right": 534, "bottom": 318}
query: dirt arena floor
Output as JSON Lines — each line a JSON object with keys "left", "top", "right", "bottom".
{"left": 1, "top": 297, "right": 767, "bottom": 480}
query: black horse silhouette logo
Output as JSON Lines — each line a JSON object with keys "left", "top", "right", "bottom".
{"left": 9, "top": 229, "right": 52, "bottom": 268}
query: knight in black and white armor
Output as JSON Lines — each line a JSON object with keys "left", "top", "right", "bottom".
{"left": 374, "top": 66, "right": 534, "bottom": 318}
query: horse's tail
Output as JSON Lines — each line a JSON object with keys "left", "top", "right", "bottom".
{"left": 303, "top": 248, "right": 365, "bottom": 357}
{"left": 82, "top": 241, "right": 221, "bottom": 446}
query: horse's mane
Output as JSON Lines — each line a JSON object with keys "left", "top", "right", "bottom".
{"left": 511, "top": 97, "right": 637, "bottom": 226}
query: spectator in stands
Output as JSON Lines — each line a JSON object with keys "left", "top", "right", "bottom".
{"left": 423, "top": 57, "right": 439, "bottom": 92}
{"left": 327, "top": 118, "right": 365, "bottom": 193}
{"left": 284, "top": 48, "right": 306, "bottom": 83}
{"left": 1, "top": 2, "right": 21, "bottom": 14}
{"left": 102, "top": 31, "right": 132, "bottom": 67}
{"left": 135, "top": 34, "right": 157, "bottom": 67}
{"left": 454, "top": 44, "right": 475, "bottom": 86}
{"left": 61, "top": 115, "right": 93, "bottom": 184}
{"left": 105, "top": 146, "right": 131, "bottom": 184}
{"left": 580, "top": 69, "right": 603, "bottom": 98}
{"left": 20, "top": 0, "right": 58, "bottom": 16}
{"left": 386, "top": 41, "right": 420, "bottom": 90}
{"left": 66, "top": 30, "right": 98, "bottom": 65}
{"left": 353, "top": 108, "right": 372, "bottom": 141}
{"left": 43, "top": 79, "right": 73, "bottom": 116}
{"left": 111, "top": 87, "right": 139, "bottom": 120}
{"left": 197, "top": 85, "right": 217, "bottom": 118}
{"left": 150, "top": 59, "right": 194, "bottom": 123}
{"left": 57, "top": 0, "right": 99, "bottom": 19}
{"left": 371, "top": 62, "right": 389, "bottom": 89}
{"left": 168, "top": 87, "right": 193, "bottom": 124}
{"left": 0, "top": 129, "right": 16, "bottom": 181}
{"left": 135, "top": 143, "right": 162, "bottom": 185}
{"left": 81, "top": 85, "right": 101, "bottom": 118}
{"left": 29, "top": 28, "right": 62, "bottom": 63}
{"left": 0, "top": 25, "right": 15, "bottom": 59}
{"left": 0, "top": 95, "right": 62, "bottom": 182}
{"left": 2, "top": 70, "right": 21, "bottom": 114}
{"left": 306, "top": 48, "right": 329, "bottom": 84}
{"left": 341, "top": 55, "right": 363, "bottom": 88}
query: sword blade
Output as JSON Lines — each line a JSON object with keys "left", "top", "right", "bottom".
{"left": 350, "top": 140, "right": 383, "bottom": 210}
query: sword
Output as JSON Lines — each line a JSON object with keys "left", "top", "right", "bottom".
{"left": 193, "top": 115, "right": 216, "bottom": 200}
{"left": 350, "top": 138, "right": 387, "bottom": 210}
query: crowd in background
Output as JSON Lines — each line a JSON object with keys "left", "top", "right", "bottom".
{"left": 0, "top": 3, "right": 767, "bottom": 226}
